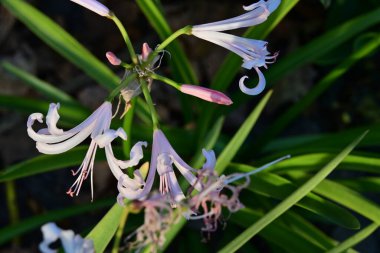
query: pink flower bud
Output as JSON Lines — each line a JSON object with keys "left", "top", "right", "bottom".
{"left": 141, "top": 43, "right": 152, "bottom": 61}
{"left": 106, "top": 51, "right": 121, "bottom": 66}
{"left": 180, "top": 85, "right": 233, "bottom": 105}
{"left": 70, "top": 0, "right": 111, "bottom": 17}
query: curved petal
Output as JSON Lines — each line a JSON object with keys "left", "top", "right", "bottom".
{"left": 116, "top": 141, "right": 147, "bottom": 169}
{"left": 39, "top": 222, "right": 61, "bottom": 253}
{"left": 59, "top": 230, "right": 75, "bottom": 253}
{"left": 95, "top": 128, "right": 127, "bottom": 148}
{"left": 46, "top": 103, "right": 64, "bottom": 135}
{"left": 36, "top": 120, "right": 96, "bottom": 154}
{"left": 238, "top": 68, "right": 266, "bottom": 95}
{"left": 201, "top": 149, "right": 216, "bottom": 171}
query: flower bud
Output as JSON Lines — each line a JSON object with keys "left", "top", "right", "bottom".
{"left": 70, "top": 0, "right": 111, "bottom": 17}
{"left": 180, "top": 85, "right": 233, "bottom": 105}
{"left": 106, "top": 51, "right": 121, "bottom": 66}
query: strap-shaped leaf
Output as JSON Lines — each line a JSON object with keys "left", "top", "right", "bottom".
{"left": 218, "top": 131, "right": 367, "bottom": 253}
{"left": 0, "top": 198, "right": 113, "bottom": 245}
{"left": 228, "top": 164, "right": 360, "bottom": 229}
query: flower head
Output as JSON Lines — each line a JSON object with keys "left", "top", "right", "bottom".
{"left": 117, "top": 129, "right": 209, "bottom": 206}
{"left": 191, "top": 0, "right": 280, "bottom": 95}
{"left": 70, "top": 0, "right": 111, "bottom": 17}
{"left": 27, "top": 102, "right": 120, "bottom": 199}
{"left": 39, "top": 222, "right": 94, "bottom": 253}
{"left": 124, "top": 193, "right": 177, "bottom": 253}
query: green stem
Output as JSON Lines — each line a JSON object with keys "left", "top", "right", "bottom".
{"left": 5, "top": 181, "right": 20, "bottom": 246}
{"left": 150, "top": 73, "right": 181, "bottom": 90}
{"left": 111, "top": 208, "right": 129, "bottom": 253}
{"left": 157, "top": 25, "right": 192, "bottom": 52}
{"left": 107, "top": 73, "right": 137, "bottom": 101}
{"left": 111, "top": 15, "right": 138, "bottom": 65}
{"left": 140, "top": 79, "right": 160, "bottom": 129}
{"left": 145, "top": 26, "right": 192, "bottom": 66}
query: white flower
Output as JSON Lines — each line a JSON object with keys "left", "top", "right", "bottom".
{"left": 39, "top": 222, "right": 94, "bottom": 253}
{"left": 191, "top": 0, "right": 280, "bottom": 95}
{"left": 117, "top": 129, "right": 210, "bottom": 206}
{"left": 27, "top": 102, "right": 117, "bottom": 199}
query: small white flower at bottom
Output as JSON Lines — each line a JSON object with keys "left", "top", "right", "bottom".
{"left": 39, "top": 222, "right": 94, "bottom": 253}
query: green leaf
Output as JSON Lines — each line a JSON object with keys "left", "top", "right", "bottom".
{"left": 0, "top": 199, "right": 113, "bottom": 245}
{"left": 326, "top": 223, "right": 378, "bottom": 253}
{"left": 257, "top": 34, "right": 380, "bottom": 147}
{"left": 218, "top": 131, "right": 367, "bottom": 253}
{"left": 228, "top": 164, "right": 360, "bottom": 229}
{"left": 1, "top": 61, "right": 77, "bottom": 104}
{"left": 0, "top": 95, "right": 90, "bottom": 126}
{"left": 0, "top": 0, "right": 119, "bottom": 89}
{"left": 216, "top": 90, "right": 272, "bottom": 174}
{"left": 337, "top": 177, "right": 380, "bottom": 192}
{"left": 86, "top": 204, "right": 125, "bottom": 252}
{"left": 231, "top": 209, "right": 325, "bottom": 253}
{"left": 0, "top": 146, "right": 122, "bottom": 182}
{"left": 314, "top": 179, "right": 380, "bottom": 224}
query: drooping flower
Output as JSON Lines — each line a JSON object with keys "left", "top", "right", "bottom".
{"left": 191, "top": 0, "right": 280, "bottom": 95}
{"left": 124, "top": 193, "right": 178, "bottom": 253}
{"left": 70, "top": 0, "right": 111, "bottom": 17}
{"left": 184, "top": 154, "right": 290, "bottom": 233}
{"left": 39, "top": 222, "right": 94, "bottom": 253}
{"left": 180, "top": 85, "right": 233, "bottom": 105}
{"left": 27, "top": 102, "right": 119, "bottom": 199}
{"left": 117, "top": 129, "right": 206, "bottom": 206}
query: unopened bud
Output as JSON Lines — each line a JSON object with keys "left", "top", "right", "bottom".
{"left": 106, "top": 51, "right": 121, "bottom": 66}
{"left": 180, "top": 85, "right": 233, "bottom": 105}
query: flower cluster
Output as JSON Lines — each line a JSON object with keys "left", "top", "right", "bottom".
{"left": 29, "top": 0, "right": 283, "bottom": 252}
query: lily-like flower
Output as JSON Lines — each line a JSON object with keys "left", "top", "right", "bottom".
{"left": 185, "top": 155, "right": 290, "bottom": 232}
{"left": 39, "top": 222, "right": 94, "bottom": 253}
{"left": 191, "top": 0, "right": 280, "bottom": 95}
{"left": 27, "top": 102, "right": 117, "bottom": 199}
{"left": 180, "top": 85, "right": 233, "bottom": 105}
{"left": 125, "top": 193, "right": 177, "bottom": 253}
{"left": 70, "top": 0, "right": 111, "bottom": 17}
{"left": 118, "top": 129, "right": 206, "bottom": 206}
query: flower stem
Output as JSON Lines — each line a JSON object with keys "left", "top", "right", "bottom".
{"left": 150, "top": 73, "right": 181, "bottom": 90}
{"left": 140, "top": 79, "right": 160, "bottom": 129}
{"left": 156, "top": 25, "right": 192, "bottom": 52}
{"left": 107, "top": 73, "right": 137, "bottom": 101}
{"left": 111, "top": 14, "right": 138, "bottom": 65}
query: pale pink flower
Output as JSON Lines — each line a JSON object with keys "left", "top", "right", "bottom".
{"left": 39, "top": 222, "right": 94, "bottom": 253}
{"left": 180, "top": 85, "right": 233, "bottom": 105}
{"left": 191, "top": 0, "right": 280, "bottom": 95}
{"left": 70, "top": 0, "right": 110, "bottom": 17}
{"left": 27, "top": 102, "right": 122, "bottom": 199}
{"left": 118, "top": 129, "right": 207, "bottom": 205}
{"left": 124, "top": 194, "right": 177, "bottom": 253}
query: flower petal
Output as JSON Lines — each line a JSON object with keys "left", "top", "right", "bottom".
{"left": 201, "top": 149, "right": 216, "bottom": 171}
{"left": 238, "top": 67, "right": 266, "bottom": 95}
{"left": 116, "top": 141, "right": 147, "bottom": 169}
{"left": 46, "top": 103, "right": 64, "bottom": 135}
{"left": 70, "top": 0, "right": 111, "bottom": 17}
{"left": 39, "top": 222, "right": 61, "bottom": 253}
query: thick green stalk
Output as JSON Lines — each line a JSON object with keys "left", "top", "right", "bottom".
{"left": 111, "top": 208, "right": 129, "bottom": 253}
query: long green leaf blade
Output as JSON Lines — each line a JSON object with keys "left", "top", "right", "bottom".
{"left": 218, "top": 131, "right": 367, "bottom": 253}
{"left": 326, "top": 223, "right": 378, "bottom": 253}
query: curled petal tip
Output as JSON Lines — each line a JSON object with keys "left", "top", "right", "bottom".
{"left": 141, "top": 43, "right": 152, "bottom": 61}
{"left": 239, "top": 67, "right": 266, "bottom": 95}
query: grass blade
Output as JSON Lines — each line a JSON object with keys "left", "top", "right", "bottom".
{"left": 326, "top": 223, "right": 379, "bottom": 253}
{"left": 218, "top": 131, "right": 367, "bottom": 253}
